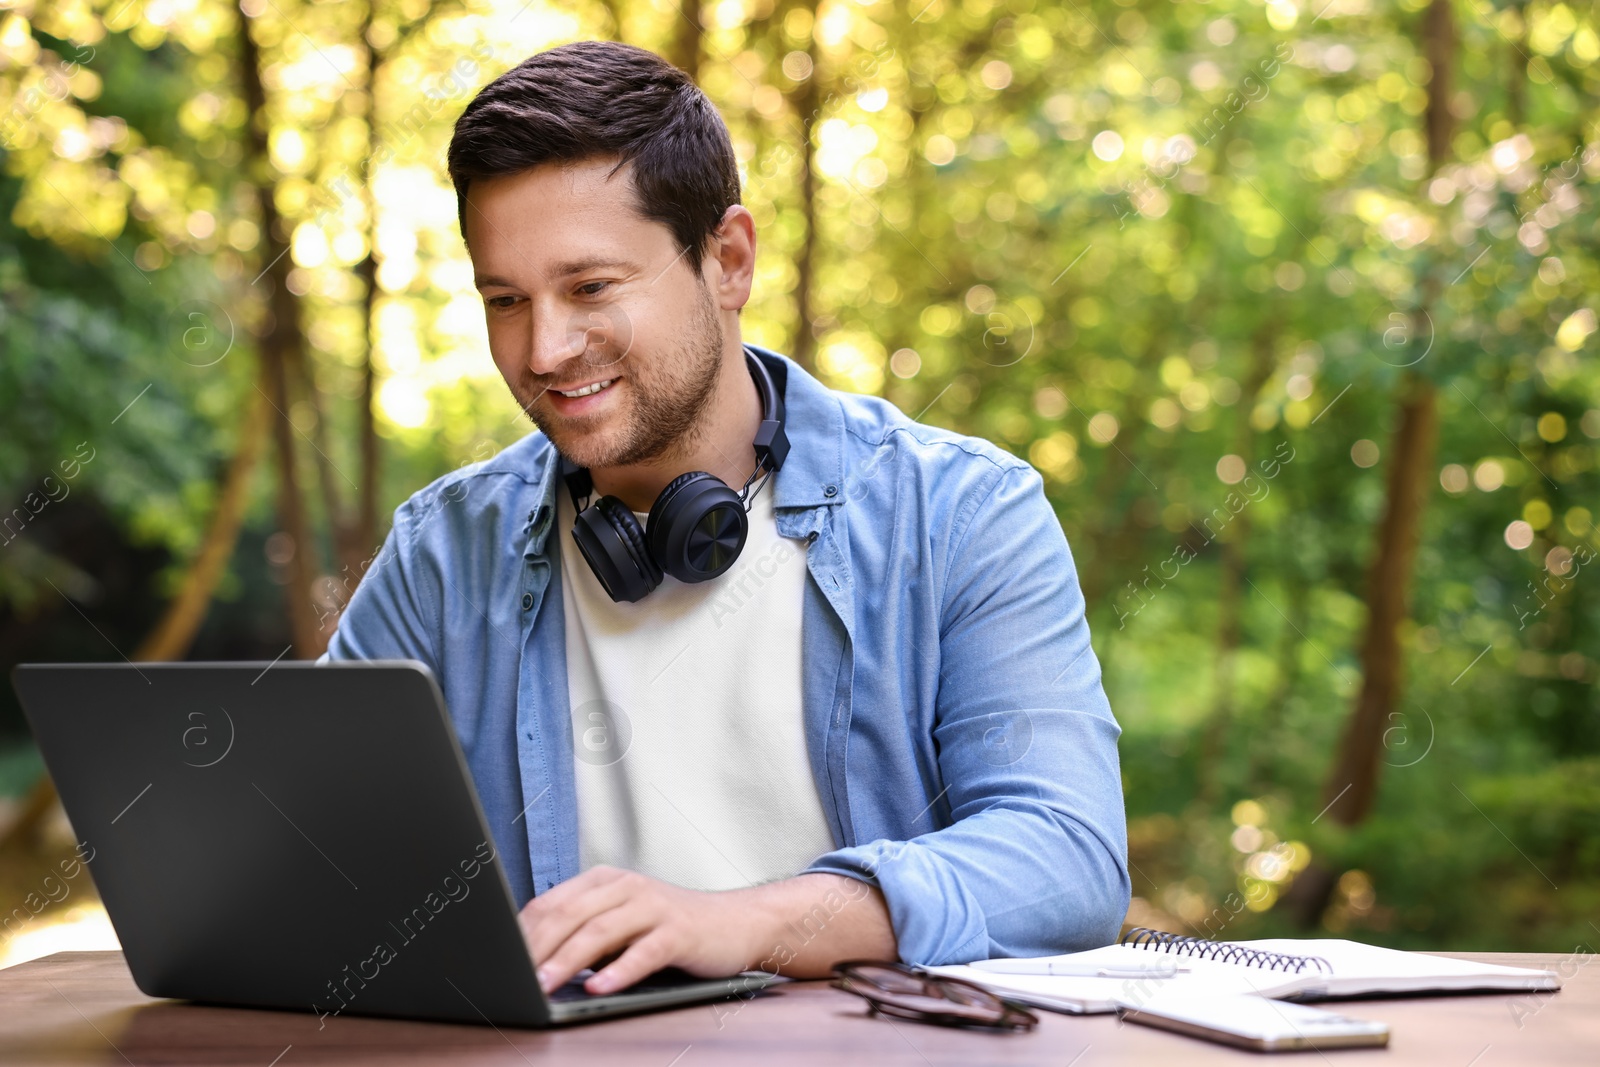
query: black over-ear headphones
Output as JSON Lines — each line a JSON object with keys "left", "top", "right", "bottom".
{"left": 559, "top": 346, "right": 790, "bottom": 604}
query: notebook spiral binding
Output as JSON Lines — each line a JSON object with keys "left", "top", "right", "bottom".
{"left": 1119, "top": 927, "right": 1334, "bottom": 975}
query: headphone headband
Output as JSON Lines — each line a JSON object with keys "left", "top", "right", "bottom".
{"left": 747, "top": 346, "right": 790, "bottom": 475}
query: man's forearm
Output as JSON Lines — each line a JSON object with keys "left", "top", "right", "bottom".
{"left": 739, "top": 872, "right": 897, "bottom": 977}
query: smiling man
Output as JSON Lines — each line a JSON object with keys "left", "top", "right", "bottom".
{"left": 322, "top": 40, "right": 1129, "bottom": 997}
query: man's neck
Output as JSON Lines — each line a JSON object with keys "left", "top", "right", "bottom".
{"left": 589, "top": 344, "right": 764, "bottom": 514}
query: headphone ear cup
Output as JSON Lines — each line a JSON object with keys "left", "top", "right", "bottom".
{"left": 571, "top": 495, "right": 663, "bottom": 603}
{"left": 647, "top": 472, "right": 749, "bottom": 584}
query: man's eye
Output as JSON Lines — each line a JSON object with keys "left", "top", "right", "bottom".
{"left": 486, "top": 295, "right": 520, "bottom": 310}
{"left": 578, "top": 281, "right": 609, "bottom": 297}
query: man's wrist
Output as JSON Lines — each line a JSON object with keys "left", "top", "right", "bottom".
{"left": 723, "top": 877, "right": 800, "bottom": 973}
{"left": 725, "top": 872, "right": 894, "bottom": 977}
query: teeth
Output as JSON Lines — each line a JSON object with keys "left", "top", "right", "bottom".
{"left": 556, "top": 378, "right": 615, "bottom": 398}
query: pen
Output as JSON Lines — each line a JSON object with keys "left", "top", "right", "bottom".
{"left": 969, "top": 959, "right": 1184, "bottom": 978}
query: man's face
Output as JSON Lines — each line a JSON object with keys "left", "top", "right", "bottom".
{"left": 466, "top": 157, "right": 724, "bottom": 471}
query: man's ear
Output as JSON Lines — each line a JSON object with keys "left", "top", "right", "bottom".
{"left": 707, "top": 205, "right": 756, "bottom": 312}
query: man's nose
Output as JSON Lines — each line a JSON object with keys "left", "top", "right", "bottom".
{"left": 523, "top": 299, "right": 584, "bottom": 379}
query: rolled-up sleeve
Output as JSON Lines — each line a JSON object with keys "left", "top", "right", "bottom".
{"left": 805, "top": 461, "right": 1130, "bottom": 965}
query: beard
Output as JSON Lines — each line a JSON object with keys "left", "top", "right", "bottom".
{"left": 515, "top": 278, "right": 724, "bottom": 472}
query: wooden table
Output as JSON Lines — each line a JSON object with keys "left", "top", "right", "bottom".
{"left": 0, "top": 951, "right": 1592, "bottom": 1064}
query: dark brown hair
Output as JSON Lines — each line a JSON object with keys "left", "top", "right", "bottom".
{"left": 447, "top": 40, "right": 741, "bottom": 276}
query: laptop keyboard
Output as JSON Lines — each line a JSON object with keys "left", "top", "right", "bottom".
{"left": 547, "top": 967, "right": 706, "bottom": 1001}
{"left": 547, "top": 980, "right": 599, "bottom": 1002}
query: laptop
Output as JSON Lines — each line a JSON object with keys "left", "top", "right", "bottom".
{"left": 10, "top": 660, "right": 776, "bottom": 1026}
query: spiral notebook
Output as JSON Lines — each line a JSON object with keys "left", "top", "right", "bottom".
{"left": 924, "top": 927, "right": 1562, "bottom": 1015}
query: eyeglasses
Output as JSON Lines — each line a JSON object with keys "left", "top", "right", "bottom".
{"left": 830, "top": 959, "right": 1040, "bottom": 1032}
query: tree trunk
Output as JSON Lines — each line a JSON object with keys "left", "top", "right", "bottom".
{"left": 787, "top": 2, "right": 821, "bottom": 373}
{"left": 668, "top": 0, "right": 703, "bottom": 82}
{"left": 1506, "top": 2, "right": 1526, "bottom": 128}
{"left": 1321, "top": 376, "right": 1439, "bottom": 827}
{"left": 1421, "top": 0, "right": 1455, "bottom": 166}
{"left": 354, "top": 253, "right": 380, "bottom": 568}
{"left": 1290, "top": 0, "right": 1454, "bottom": 926}
{"left": 133, "top": 386, "right": 270, "bottom": 660}
{"left": 344, "top": 1, "right": 384, "bottom": 599}
{"left": 238, "top": 3, "right": 327, "bottom": 657}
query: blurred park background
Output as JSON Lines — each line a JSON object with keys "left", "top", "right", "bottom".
{"left": 2, "top": 0, "right": 1597, "bottom": 969}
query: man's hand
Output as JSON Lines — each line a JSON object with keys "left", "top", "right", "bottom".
{"left": 518, "top": 866, "right": 896, "bottom": 995}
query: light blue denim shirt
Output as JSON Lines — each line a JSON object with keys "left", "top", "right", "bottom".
{"left": 320, "top": 343, "right": 1129, "bottom": 965}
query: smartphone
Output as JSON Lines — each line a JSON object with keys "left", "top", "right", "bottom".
{"left": 1116, "top": 993, "right": 1391, "bottom": 1052}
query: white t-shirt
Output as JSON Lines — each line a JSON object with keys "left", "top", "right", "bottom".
{"left": 558, "top": 477, "right": 836, "bottom": 891}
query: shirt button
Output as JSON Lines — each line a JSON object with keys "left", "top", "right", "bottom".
{"left": 823, "top": 484, "right": 837, "bottom": 497}
{"left": 807, "top": 531, "right": 819, "bottom": 544}
{"left": 521, "top": 592, "right": 534, "bottom": 611}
